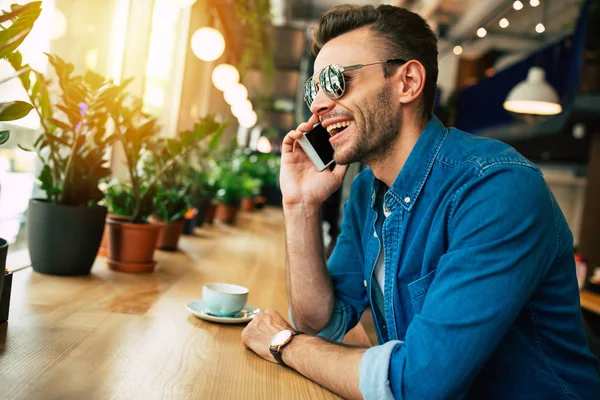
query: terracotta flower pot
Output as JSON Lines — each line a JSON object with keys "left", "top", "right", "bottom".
{"left": 215, "top": 203, "right": 239, "bottom": 224}
{"left": 98, "top": 214, "right": 130, "bottom": 257}
{"left": 106, "top": 220, "right": 161, "bottom": 273}
{"left": 241, "top": 198, "right": 255, "bottom": 212}
{"left": 148, "top": 216, "right": 185, "bottom": 251}
{"left": 205, "top": 203, "right": 217, "bottom": 224}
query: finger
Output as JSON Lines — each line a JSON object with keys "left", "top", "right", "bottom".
{"left": 282, "top": 130, "right": 305, "bottom": 153}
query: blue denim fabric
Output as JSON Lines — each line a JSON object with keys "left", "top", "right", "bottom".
{"left": 319, "top": 116, "right": 600, "bottom": 399}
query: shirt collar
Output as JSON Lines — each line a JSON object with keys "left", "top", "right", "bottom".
{"left": 370, "top": 115, "right": 448, "bottom": 212}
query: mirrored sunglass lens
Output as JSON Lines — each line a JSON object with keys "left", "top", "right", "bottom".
{"left": 319, "top": 64, "right": 344, "bottom": 99}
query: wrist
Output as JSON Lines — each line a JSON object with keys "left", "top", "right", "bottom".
{"left": 280, "top": 333, "right": 314, "bottom": 370}
{"left": 283, "top": 202, "right": 321, "bottom": 219}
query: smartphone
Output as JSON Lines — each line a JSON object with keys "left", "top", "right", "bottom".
{"left": 297, "top": 123, "right": 335, "bottom": 171}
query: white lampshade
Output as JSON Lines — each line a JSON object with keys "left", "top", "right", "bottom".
{"left": 503, "top": 67, "right": 562, "bottom": 116}
{"left": 239, "top": 111, "right": 257, "bottom": 128}
{"left": 231, "top": 100, "right": 253, "bottom": 118}
{"left": 191, "top": 27, "right": 225, "bottom": 62}
{"left": 224, "top": 83, "right": 248, "bottom": 105}
{"left": 212, "top": 64, "right": 240, "bottom": 91}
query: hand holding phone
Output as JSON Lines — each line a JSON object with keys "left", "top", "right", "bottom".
{"left": 296, "top": 123, "right": 335, "bottom": 171}
{"left": 279, "top": 118, "right": 348, "bottom": 209}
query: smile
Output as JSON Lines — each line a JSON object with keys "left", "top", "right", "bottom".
{"left": 326, "top": 120, "right": 353, "bottom": 137}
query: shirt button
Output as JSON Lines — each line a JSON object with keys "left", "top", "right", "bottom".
{"left": 364, "top": 280, "right": 368, "bottom": 287}
{"left": 404, "top": 196, "right": 411, "bottom": 203}
{"left": 373, "top": 230, "right": 378, "bottom": 238}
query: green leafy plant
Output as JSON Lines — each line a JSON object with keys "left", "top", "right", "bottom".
{"left": 140, "top": 138, "right": 192, "bottom": 224}
{"left": 235, "top": 0, "right": 276, "bottom": 119}
{"left": 107, "top": 97, "right": 227, "bottom": 223}
{"left": 0, "top": 1, "right": 42, "bottom": 145}
{"left": 214, "top": 168, "right": 245, "bottom": 206}
{"left": 153, "top": 185, "right": 192, "bottom": 223}
{"left": 10, "top": 53, "right": 123, "bottom": 206}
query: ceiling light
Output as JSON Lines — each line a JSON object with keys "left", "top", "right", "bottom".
{"left": 530, "top": 0, "right": 540, "bottom": 7}
{"left": 212, "top": 64, "right": 240, "bottom": 91}
{"left": 535, "top": 23, "right": 545, "bottom": 33}
{"left": 499, "top": 18, "right": 509, "bottom": 28}
{"left": 504, "top": 67, "right": 562, "bottom": 116}
{"left": 191, "top": 27, "right": 225, "bottom": 62}
{"left": 453, "top": 45, "right": 463, "bottom": 55}
{"left": 224, "top": 83, "right": 248, "bottom": 105}
{"left": 477, "top": 28, "right": 487, "bottom": 38}
{"left": 513, "top": 1, "right": 524, "bottom": 10}
{"left": 239, "top": 111, "right": 258, "bottom": 128}
{"left": 231, "top": 100, "right": 253, "bottom": 119}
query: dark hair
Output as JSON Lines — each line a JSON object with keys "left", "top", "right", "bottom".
{"left": 311, "top": 5, "right": 439, "bottom": 119}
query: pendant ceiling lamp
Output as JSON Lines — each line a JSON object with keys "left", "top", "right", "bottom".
{"left": 191, "top": 27, "right": 225, "bottom": 62}
{"left": 503, "top": 67, "right": 562, "bottom": 116}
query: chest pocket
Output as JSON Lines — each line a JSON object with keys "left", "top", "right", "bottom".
{"left": 407, "top": 269, "right": 437, "bottom": 316}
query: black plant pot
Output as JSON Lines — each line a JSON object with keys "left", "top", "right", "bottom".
{"left": 0, "top": 238, "right": 7, "bottom": 299}
{"left": 0, "top": 272, "right": 12, "bottom": 324}
{"left": 28, "top": 199, "right": 107, "bottom": 276}
{"left": 195, "top": 196, "right": 211, "bottom": 227}
{"left": 183, "top": 214, "right": 198, "bottom": 235}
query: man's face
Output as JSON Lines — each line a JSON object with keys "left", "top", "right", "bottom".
{"left": 312, "top": 28, "right": 402, "bottom": 165}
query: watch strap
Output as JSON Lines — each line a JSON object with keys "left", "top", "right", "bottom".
{"left": 270, "top": 330, "right": 304, "bottom": 367}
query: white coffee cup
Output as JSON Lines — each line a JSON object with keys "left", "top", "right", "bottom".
{"left": 202, "top": 283, "right": 249, "bottom": 316}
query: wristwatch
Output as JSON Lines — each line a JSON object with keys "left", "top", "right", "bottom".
{"left": 269, "top": 329, "right": 304, "bottom": 367}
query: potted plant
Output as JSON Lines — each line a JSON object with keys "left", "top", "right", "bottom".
{"left": 0, "top": 2, "right": 41, "bottom": 291}
{"left": 240, "top": 175, "right": 262, "bottom": 212}
{"left": 143, "top": 139, "right": 192, "bottom": 250}
{"left": 9, "top": 49, "right": 121, "bottom": 275}
{"left": 105, "top": 99, "right": 226, "bottom": 272}
{"left": 213, "top": 164, "right": 245, "bottom": 224}
{"left": 182, "top": 122, "right": 225, "bottom": 225}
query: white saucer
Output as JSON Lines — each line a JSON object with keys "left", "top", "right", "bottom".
{"left": 187, "top": 299, "right": 260, "bottom": 324}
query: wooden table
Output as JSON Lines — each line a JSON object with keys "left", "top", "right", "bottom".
{"left": 0, "top": 208, "right": 342, "bottom": 400}
{"left": 581, "top": 290, "right": 600, "bottom": 316}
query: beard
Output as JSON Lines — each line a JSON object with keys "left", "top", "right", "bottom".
{"left": 333, "top": 84, "right": 401, "bottom": 165}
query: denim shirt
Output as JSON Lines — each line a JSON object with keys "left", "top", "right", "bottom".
{"left": 317, "top": 116, "right": 600, "bottom": 399}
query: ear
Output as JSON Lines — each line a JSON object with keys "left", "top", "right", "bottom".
{"left": 394, "top": 60, "right": 426, "bottom": 107}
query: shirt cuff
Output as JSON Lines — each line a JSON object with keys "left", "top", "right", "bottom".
{"left": 288, "top": 298, "right": 348, "bottom": 342}
{"left": 359, "top": 340, "right": 403, "bottom": 400}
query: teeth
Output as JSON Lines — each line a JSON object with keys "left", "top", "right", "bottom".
{"left": 326, "top": 120, "right": 352, "bottom": 134}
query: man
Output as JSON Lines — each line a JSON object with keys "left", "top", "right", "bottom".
{"left": 241, "top": 4, "right": 600, "bottom": 399}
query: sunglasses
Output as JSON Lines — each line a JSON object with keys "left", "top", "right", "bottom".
{"left": 303, "top": 58, "right": 408, "bottom": 108}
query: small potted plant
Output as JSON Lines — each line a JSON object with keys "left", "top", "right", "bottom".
{"left": 142, "top": 141, "right": 193, "bottom": 250}
{"left": 213, "top": 164, "right": 245, "bottom": 224}
{"left": 240, "top": 175, "right": 262, "bottom": 212}
{"left": 105, "top": 99, "right": 226, "bottom": 272}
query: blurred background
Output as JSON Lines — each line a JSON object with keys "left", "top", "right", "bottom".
{"left": 0, "top": 0, "right": 598, "bottom": 280}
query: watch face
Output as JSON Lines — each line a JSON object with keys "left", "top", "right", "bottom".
{"left": 270, "top": 330, "right": 293, "bottom": 346}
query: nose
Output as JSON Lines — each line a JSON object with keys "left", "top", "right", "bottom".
{"left": 310, "top": 87, "right": 336, "bottom": 117}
